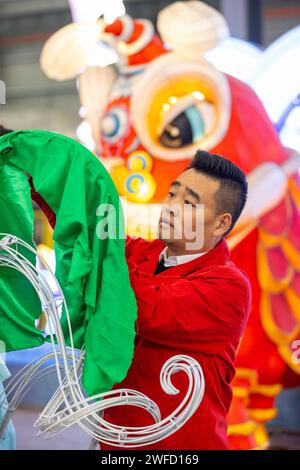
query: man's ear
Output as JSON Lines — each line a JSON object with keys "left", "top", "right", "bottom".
{"left": 213, "top": 213, "right": 232, "bottom": 238}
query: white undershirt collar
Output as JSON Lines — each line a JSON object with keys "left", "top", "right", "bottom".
{"left": 158, "top": 247, "right": 207, "bottom": 267}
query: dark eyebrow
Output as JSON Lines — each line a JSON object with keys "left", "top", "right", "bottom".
{"left": 170, "top": 180, "right": 200, "bottom": 202}
{"left": 186, "top": 187, "right": 201, "bottom": 202}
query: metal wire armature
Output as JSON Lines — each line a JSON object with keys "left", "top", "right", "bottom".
{"left": 0, "top": 233, "right": 205, "bottom": 447}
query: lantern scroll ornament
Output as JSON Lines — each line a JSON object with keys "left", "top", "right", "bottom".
{"left": 0, "top": 234, "right": 205, "bottom": 447}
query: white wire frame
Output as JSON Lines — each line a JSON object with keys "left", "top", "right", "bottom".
{"left": 0, "top": 233, "right": 205, "bottom": 448}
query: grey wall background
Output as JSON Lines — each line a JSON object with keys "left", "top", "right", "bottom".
{"left": 0, "top": 0, "right": 78, "bottom": 136}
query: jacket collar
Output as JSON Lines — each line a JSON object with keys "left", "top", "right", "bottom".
{"left": 144, "top": 238, "right": 230, "bottom": 277}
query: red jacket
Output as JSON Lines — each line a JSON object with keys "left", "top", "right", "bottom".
{"left": 101, "top": 237, "right": 251, "bottom": 450}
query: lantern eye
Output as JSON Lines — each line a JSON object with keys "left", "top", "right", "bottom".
{"left": 159, "top": 100, "right": 216, "bottom": 149}
{"left": 101, "top": 106, "right": 128, "bottom": 142}
{"left": 131, "top": 53, "right": 231, "bottom": 162}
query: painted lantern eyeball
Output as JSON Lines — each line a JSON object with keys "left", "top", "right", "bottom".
{"left": 159, "top": 93, "right": 216, "bottom": 148}
{"left": 101, "top": 105, "right": 129, "bottom": 143}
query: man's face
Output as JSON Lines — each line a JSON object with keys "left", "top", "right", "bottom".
{"left": 158, "top": 168, "right": 228, "bottom": 253}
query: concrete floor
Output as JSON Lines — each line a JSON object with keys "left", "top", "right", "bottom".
{"left": 13, "top": 407, "right": 91, "bottom": 450}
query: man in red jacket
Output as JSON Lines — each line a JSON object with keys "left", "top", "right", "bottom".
{"left": 5, "top": 128, "right": 250, "bottom": 448}
{"left": 101, "top": 149, "right": 252, "bottom": 450}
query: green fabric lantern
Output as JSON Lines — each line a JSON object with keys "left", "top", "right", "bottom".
{"left": 0, "top": 130, "right": 137, "bottom": 396}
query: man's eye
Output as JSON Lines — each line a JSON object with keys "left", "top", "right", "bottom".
{"left": 184, "top": 200, "right": 195, "bottom": 206}
{"left": 168, "top": 192, "right": 175, "bottom": 197}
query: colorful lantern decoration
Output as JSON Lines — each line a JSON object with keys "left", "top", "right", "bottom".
{"left": 40, "top": 1, "right": 300, "bottom": 449}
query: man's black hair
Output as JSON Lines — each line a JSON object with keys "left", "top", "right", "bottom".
{"left": 188, "top": 149, "right": 248, "bottom": 237}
